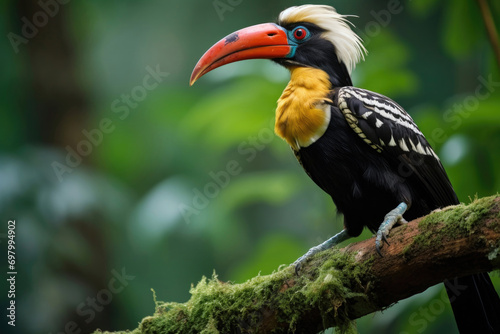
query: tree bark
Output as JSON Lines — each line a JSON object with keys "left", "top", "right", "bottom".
{"left": 94, "top": 195, "right": 500, "bottom": 334}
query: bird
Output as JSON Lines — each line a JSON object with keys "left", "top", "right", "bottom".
{"left": 190, "top": 5, "right": 500, "bottom": 333}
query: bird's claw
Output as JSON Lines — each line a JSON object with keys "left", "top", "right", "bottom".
{"left": 383, "top": 234, "right": 390, "bottom": 245}
{"left": 293, "top": 256, "right": 306, "bottom": 275}
{"left": 294, "top": 262, "right": 302, "bottom": 275}
{"left": 375, "top": 231, "right": 390, "bottom": 256}
{"left": 374, "top": 202, "right": 408, "bottom": 256}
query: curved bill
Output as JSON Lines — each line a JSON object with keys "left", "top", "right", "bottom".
{"left": 190, "top": 23, "right": 292, "bottom": 85}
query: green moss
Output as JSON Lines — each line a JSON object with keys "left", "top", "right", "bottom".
{"left": 92, "top": 329, "right": 141, "bottom": 334}
{"left": 124, "top": 249, "right": 375, "bottom": 334}
{"left": 404, "top": 195, "right": 499, "bottom": 257}
{"left": 421, "top": 195, "right": 496, "bottom": 231}
{"left": 300, "top": 251, "right": 375, "bottom": 329}
{"left": 199, "top": 317, "right": 219, "bottom": 334}
{"left": 488, "top": 248, "right": 500, "bottom": 261}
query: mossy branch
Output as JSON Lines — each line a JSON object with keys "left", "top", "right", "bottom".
{"left": 95, "top": 195, "right": 500, "bottom": 334}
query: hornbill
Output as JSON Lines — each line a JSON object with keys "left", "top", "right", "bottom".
{"left": 190, "top": 5, "right": 500, "bottom": 332}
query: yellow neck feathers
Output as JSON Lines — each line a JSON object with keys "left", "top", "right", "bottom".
{"left": 275, "top": 67, "right": 332, "bottom": 150}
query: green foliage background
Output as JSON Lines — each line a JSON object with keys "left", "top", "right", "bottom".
{"left": 0, "top": 0, "right": 499, "bottom": 333}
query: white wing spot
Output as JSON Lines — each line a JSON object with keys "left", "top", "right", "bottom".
{"left": 416, "top": 142, "right": 428, "bottom": 155}
{"left": 409, "top": 138, "right": 417, "bottom": 152}
{"left": 343, "top": 88, "right": 422, "bottom": 136}
{"left": 362, "top": 111, "right": 373, "bottom": 119}
{"left": 399, "top": 139, "right": 410, "bottom": 152}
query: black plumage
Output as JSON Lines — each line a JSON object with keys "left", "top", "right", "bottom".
{"left": 295, "top": 86, "right": 459, "bottom": 236}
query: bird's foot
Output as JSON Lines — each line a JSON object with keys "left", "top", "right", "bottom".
{"left": 293, "top": 229, "right": 350, "bottom": 275}
{"left": 375, "top": 202, "right": 408, "bottom": 256}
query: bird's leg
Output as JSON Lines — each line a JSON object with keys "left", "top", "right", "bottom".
{"left": 375, "top": 202, "right": 408, "bottom": 256}
{"left": 293, "top": 229, "right": 351, "bottom": 274}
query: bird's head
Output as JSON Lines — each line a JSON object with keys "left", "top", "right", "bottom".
{"left": 190, "top": 5, "right": 366, "bottom": 87}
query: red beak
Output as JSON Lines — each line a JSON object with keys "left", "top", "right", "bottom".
{"left": 190, "top": 23, "right": 291, "bottom": 86}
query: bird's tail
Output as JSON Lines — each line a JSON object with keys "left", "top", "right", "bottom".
{"left": 446, "top": 273, "right": 500, "bottom": 333}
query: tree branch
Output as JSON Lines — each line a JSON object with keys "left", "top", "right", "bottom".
{"left": 94, "top": 195, "right": 500, "bottom": 334}
{"left": 476, "top": 0, "right": 500, "bottom": 69}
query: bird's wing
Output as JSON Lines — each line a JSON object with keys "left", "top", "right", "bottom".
{"left": 335, "top": 86, "right": 458, "bottom": 209}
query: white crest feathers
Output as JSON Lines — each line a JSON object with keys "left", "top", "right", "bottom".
{"left": 278, "top": 5, "right": 366, "bottom": 74}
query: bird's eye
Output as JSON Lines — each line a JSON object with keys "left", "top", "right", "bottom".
{"left": 293, "top": 28, "right": 307, "bottom": 40}
{"left": 291, "top": 26, "right": 310, "bottom": 42}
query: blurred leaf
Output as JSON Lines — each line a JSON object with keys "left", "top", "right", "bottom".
{"left": 228, "top": 233, "right": 303, "bottom": 282}
{"left": 0, "top": 105, "right": 23, "bottom": 150}
{"left": 128, "top": 177, "right": 193, "bottom": 249}
{"left": 451, "top": 95, "right": 500, "bottom": 129}
{"left": 180, "top": 76, "right": 283, "bottom": 152}
{"left": 357, "top": 31, "right": 418, "bottom": 97}
{"left": 408, "top": 0, "right": 440, "bottom": 17}
{"left": 216, "top": 171, "right": 302, "bottom": 211}
{"left": 441, "top": 135, "right": 498, "bottom": 199}
{"left": 442, "top": 0, "right": 483, "bottom": 58}
{"left": 492, "top": 1, "right": 500, "bottom": 17}
{"left": 200, "top": 171, "right": 302, "bottom": 255}
{"left": 412, "top": 104, "right": 448, "bottom": 148}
